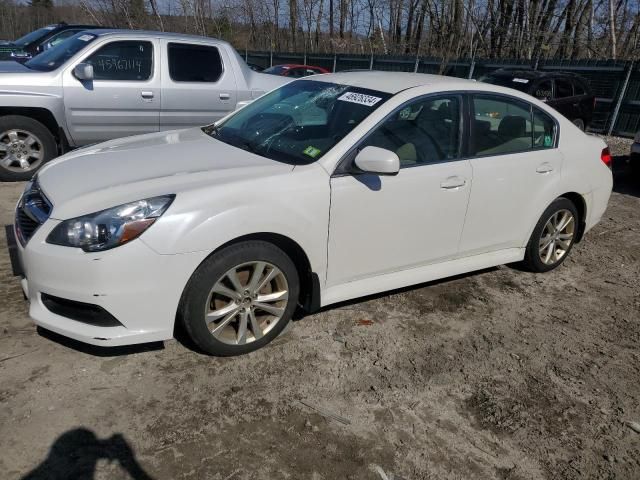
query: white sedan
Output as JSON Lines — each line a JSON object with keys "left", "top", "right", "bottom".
{"left": 9, "top": 72, "right": 613, "bottom": 356}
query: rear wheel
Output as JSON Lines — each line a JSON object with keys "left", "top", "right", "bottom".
{"left": 572, "top": 118, "right": 585, "bottom": 131}
{"left": 0, "top": 115, "right": 57, "bottom": 182}
{"left": 179, "top": 241, "right": 300, "bottom": 356}
{"left": 522, "top": 198, "right": 579, "bottom": 272}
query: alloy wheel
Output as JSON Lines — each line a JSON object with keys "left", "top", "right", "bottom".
{"left": 538, "top": 209, "right": 576, "bottom": 265}
{"left": 0, "top": 129, "right": 44, "bottom": 172}
{"left": 205, "top": 261, "right": 289, "bottom": 345}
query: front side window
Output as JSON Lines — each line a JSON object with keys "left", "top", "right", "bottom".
{"left": 168, "top": 43, "right": 222, "bottom": 82}
{"left": 555, "top": 79, "right": 574, "bottom": 98}
{"left": 204, "top": 79, "right": 391, "bottom": 165}
{"left": 533, "top": 80, "right": 553, "bottom": 101}
{"left": 44, "top": 29, "right": 82, "bottom": 49}
{"left": 360, "top": 95, "right": 461, "bottom": 167}
{"left": 85, "top": 41, "right": 153, "bottom": 81}
{"left": 472, "top": 96, "right": 533, "bottom": 155}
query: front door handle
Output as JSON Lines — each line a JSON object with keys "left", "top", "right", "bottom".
{"left": 440, "top": 176, "right": 466, "bottom": 190}
{"left": 219, "top": 93, "right": 231, "bottom": 100}
{"left": 536, "top": 163, "right": 554, "bottom": 174}
{"left": 141, "top": 91, "right": 154, "bottom": 99}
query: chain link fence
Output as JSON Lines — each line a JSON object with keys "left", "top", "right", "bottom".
{"left": 244, "top": 50, "right": 639, "bottom": 139}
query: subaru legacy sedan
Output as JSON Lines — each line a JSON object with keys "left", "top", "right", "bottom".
{"left": 8, "top": 72, "right": 613, "bottom": 356}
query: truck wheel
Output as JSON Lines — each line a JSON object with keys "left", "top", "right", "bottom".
{"left": 0, "top": 115, "right": 57, "bottom": 182}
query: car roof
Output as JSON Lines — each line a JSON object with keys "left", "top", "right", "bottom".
{"left": 311, "top": 71, "right": 476, "bottom": 94}
{"left": 273, "top": 64, "right": 325, "bottom": 69}
{"left": 83, "top": 29, "right": 232, "bottom": 46}
{"left": 487, "top": 68, "right": 586, "bottom": 81}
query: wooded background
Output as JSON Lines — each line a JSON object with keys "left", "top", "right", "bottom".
{"left": 1, "top": 0, "right": 639, "bottom": 61}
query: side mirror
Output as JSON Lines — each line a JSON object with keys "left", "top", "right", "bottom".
{"left": 73, "top": 63, "right": 94, "bottom": 81}
{"left": 354, "top": 146, "right": 400, "bottom": 176}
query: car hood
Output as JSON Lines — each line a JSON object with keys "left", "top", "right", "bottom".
{"left": 0, "top": 60, "right": 33, "bottom": 73}
{"left": 37, "top": 128, "right": 295, "bottom": 219}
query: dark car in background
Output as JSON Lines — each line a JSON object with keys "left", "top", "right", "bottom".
{"left": 0, "top": 23, "right": 105, "bottom": 62}
{"left": 263, "top": 64, "right": 330, "bottom": 78}
{"left": 480, "top": 69, "right": 595, "bottom": 130}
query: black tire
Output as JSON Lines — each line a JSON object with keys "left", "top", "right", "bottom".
{"left": 179, "top": 241, "right": 300, "bottom": 356}
{"left": 522, "top": 197, "right": 579, "bottom": 273}
{"left": 0, "top": 115, "right": 57, "bottom": 182}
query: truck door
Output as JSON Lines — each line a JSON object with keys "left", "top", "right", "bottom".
{"left": 159, "top": 40, "right": 238, "bottom": 131}
{"left": 62, "top": 37, "right": 161, "bottom": 146}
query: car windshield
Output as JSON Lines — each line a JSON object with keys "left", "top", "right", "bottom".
{"left": 203, "top": 79, "right": 392, "bottom": 164}
{"left": 480, "top": 75, "right": 531, "bottom": 92}
{"left": 24, "top": 32, "right": 97, "bottom": 72}
{"left": 13, "top": 26, "right": 55, "bottom": 47}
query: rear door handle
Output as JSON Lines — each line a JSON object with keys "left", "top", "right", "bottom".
{"left": 440, "top": 176, "right": 466, "bottom": 190}
{"left": 141, "top": 91, "right": 154, "bottom": 99}
{"left": 219, "top": 93, "right": 231, "bottom": 100}
{"left": 536, "top": 163, "right": 554, "bottom": 174}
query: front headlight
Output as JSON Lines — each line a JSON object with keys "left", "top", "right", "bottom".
{"left": 46, "top": 195, "right": 174, "bottom": 252}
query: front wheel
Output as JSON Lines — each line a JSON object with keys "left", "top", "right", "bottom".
{"left": 0, "top": 115, "right": 58, "bottom": 182}
{"left": 179, "top": 241, "right": 300, "bottom": 356}
{"left": 522, "top": 198, "right": 579, "bottom": 272}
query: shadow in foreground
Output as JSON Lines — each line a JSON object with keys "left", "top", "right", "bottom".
{"left": 22, "top": 428, "right": 154, "bottom": 480}
{"left": 36, "top": 327, "right": 164, "bottom": 357}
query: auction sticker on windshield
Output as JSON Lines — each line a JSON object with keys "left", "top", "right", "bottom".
{"left": 338, "top": 92, "right": 382, "bottom": 107}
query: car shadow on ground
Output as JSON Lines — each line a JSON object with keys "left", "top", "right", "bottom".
{"left": 612, "top": 155, "right": 640, "bottom": 198}
{"left": 36, "top": 327, "right": 164, "bottom": 357}
{"left": 21, "top": 428, "right": 153, "bottom": 480}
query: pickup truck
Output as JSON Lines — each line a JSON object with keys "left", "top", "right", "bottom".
{"left": 0, "top": 30, "right": 289, "bottom": 181}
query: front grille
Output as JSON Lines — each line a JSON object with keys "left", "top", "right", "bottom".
{"left": 15, "top": 179, "right": 52, "bottom": 246}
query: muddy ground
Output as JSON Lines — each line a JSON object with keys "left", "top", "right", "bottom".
{"left": 1, "top": 138, "right": 639, "bottom": 480}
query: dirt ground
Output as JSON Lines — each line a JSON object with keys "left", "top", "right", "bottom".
{"left": 1, "top": 137, "right": 639, "bottom": 480}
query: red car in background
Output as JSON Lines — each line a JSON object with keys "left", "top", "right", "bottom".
{"left": 263, "top": 64, "right": 330, "bottom": 77}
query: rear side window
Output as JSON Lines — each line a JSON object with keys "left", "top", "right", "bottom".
{"left": 85, "top": 41, "right": 153, "bottom": 81}
{"left": 555, "top": 79, "right": 574, "bottom": 98}
{"left": 472, "top": 96, "right": 533, "bottom": 156}
{"left": 168, "top": 43, "right": 222, "bottom": 82}
{"left": 574, "top": 81, "right": 587, "bottom": 96}
{"left": 533, "top": 108, "right": 556, "bottom": 148}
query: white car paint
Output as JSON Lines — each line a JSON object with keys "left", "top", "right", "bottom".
{"left": 13, "top": 71, "right": 613, "bottom": 348}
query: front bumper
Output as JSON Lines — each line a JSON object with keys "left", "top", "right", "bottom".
{"left": 12, "top": 221, "right": 209, "bottom": 347}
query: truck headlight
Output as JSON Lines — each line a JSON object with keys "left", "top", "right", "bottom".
{"left": 47, "top": 195, "right": 174, "bottom": 252}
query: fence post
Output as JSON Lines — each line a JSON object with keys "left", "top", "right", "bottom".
{"left": 468, "top": 59, "right": 475, "bottom": 79}
{"left": 303, "top": 50, "right": 307, "bottom": 65}
{"left": 369, "top": 53, "right": 374, "bottom": 70}
{"left": 414, "top": 55, "right": 420, "bottom": 73}
{"left": 608, "top": 61, "right": 634, "bottom": 136}
{"left": 333, "top": 54, "right": 337, "bottom": 72}
{"left": 269, "top": 48, "right": 273, "bottom": 67}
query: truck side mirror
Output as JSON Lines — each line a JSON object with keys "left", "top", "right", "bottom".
{"left": 73, "top": 63, "right": 94, "bottom": 81}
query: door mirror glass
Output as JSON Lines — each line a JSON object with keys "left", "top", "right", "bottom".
{"left": 73, "top": 62, "right": 94, "bottom": 81}
{"left": 354, "top": 146, "right": 400, "bottom": 176}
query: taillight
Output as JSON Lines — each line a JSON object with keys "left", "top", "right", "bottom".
{"left": 601, "top": 147, "right": 613, "bottom": 168}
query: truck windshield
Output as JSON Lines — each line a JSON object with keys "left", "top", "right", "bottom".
{"left": 14, "top": 26, "right": 55, "bottom": 47}
{"left": 24, "top": 32, "right": 97, "bottom": 72}
{"left": 203, "top": 79, "right": 391, "bottom": 165}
